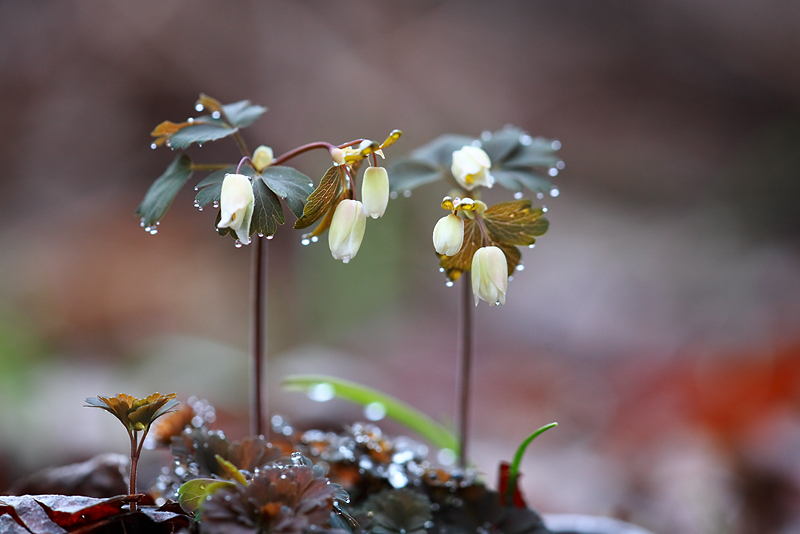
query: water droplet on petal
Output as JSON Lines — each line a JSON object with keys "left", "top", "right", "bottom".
{"left": 528, "top": 244, "right": 536, "bottom": 249}
{"left": 308, "top": 383, "right": 335, "bottom": 402}
{"left": 519, "top": 134, "right": 532, "bottom": 146}
{"left": 516, "top": 264, "right": 525, "bottom": 271}
{"left": 508, "top": 276, "right": 514, "bottom": 282}
{"left": 513, "top": 191, "right": 523, "bottom": 199}
{"left": 258, "top": 233, "right": 264, "bottom": 238}
{"left": 550, "top": 188, "right": 560, "bottom": 197}
{"left": 389, "top": 191, "right": 398, "bottom": 199}
{"left": 266, "top": 235, "right": 274, "bottom": 240}
{"left": 234, "top": 240, "right": 243, "bottom": 248}
{"left": 364, "top": 402, "right": 387, "bottom": 421}
{"left": 551, "top": 140, "right": 561, "bottom": 150}
{"left": 470, "top": 139, "right": 482, "bottom": 148}
{"left": 195, "top": 103, "right": 204, "bottom": 112}
{"left": 301, "top": 238, "right": 311, "bottom": 246}
{"left": 542, "top": 206, "right": 548, "bottom": 212}
{"left": 150, "top": 143, "right": 157, "bottom": 150}
{"left": 403, "top": 190, "right": 412, "bottom": 198}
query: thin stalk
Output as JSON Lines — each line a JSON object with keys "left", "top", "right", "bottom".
{"left": 250, "top": 236, "right": 267, "bottom": 436}
{"left": 457, "top": 274, "right": 474, "bottom": 468}
{"left": 190, "top": 163, "right": 230, "bottom": 171}
{"left": 127, "top": 429, "right": 138, "bottom": 512}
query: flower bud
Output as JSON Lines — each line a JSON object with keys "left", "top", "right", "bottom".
{"left": 361, "top": 166, "right": 390, "bottom": 219}
{"left": 330, "top": 147, "right": 346, "bottom": 165}
{"left": 252, "top": 145, "right": 274, "bottom": 172}
{"left": 328, "top": 199, "right": 367, "bottom": 263}
{"left": 471, "top": 246, "right": 508, "bottom": 306}
{"left": 433, "top": 214, "right": 464, "bottom": 256}
{"left": 451, "top": 146, "right": 494, "bottom": 190}
{"left": 217, "top": 173, "right": 255, "bottom": 245}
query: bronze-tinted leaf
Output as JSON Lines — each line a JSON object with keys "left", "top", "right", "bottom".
{"left": 380, "top": 129, "right": 403, "bottom": 149}
{"left": 135, "top": 154, "right": 193, "bottom": 227}
{"left": 260, "top": 166, "right": 314, "bottom": 219}
{"left": 165, "top": 122, "right": 238, "bottom": 150}
{"left": 251, "top": 177, "right": 285, "bottom": 238}
{"left": 197, "top": 93, "right": 225, "bottom": 114}
{"left": 294, "top": 166, "right": 343, "bottom": 230}
{"left": 482, "top": 200, "right": 549, "bottom": 247}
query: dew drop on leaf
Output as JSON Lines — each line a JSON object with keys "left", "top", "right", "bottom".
{"left": 537, "top": 192, "right": 544, "bottom": 199}
{"left": 481, "top": 131, "right": 492, "bottom": 141}
{"left": 551, "top": 140, "right": 562, "bottom": 150}
{"left": 403, "top": 190, "right": 412, "bottom": 198}
{"left": 437, "top": 448, "right": 457, "bottom": 466}
{"left": 508, "top": 276, "right": 514, "bottom": 282}
{"left": 556, "top": 160, "right": 565, "bottom": 170}
{"left": 542, "top": 206, "right": 548, "bottom": 213}
{"left": 519, "top": 134, "right": 532, "bottom": 146}
{"left": 258, "top": 233, "right": 264, "bottom": 238}
{"left": 445, "top": 280, "right": 454, "bottom": 288}
{"left": 150, "top": 143, "right": 157, "bottom": 150}
{"left": 550, "top": 188, "right": 560, "bottom": 197}
{"left": 212, "top": 201, "right": 219, "bottom": 209}
{"left": 266, "top": 235, "right": 274, "bottom": 240}
{"left": 140, "top": 218, "right": 146, "bottom": 227}
{"left": 528, "top": 244, "right": 536, "bottom": 249}
{"left": 548, "top": 168, "right": 558, "bottom": 177}
{"left": 307, "top": 383, "right": 335, "bottom": 402}
{"left": 514, "top": 191, "right": 523, "bottom": 199}
{"left": 363, "top": 402, "right": 387, "bottom": 421}
{"left": 390, "top": 191, "right": 398, "bottom": 199}
{"left": 211, "top": 111, "right": 221, "bottom": 119}
{"left": 439, "top": 267, "right": 445, "bottom": 273}
{"left": 195, "top": 103, "right": 204, "bottom": 112}
{"left": 516, "top": 264, "right": 525, "bottom": 271}
{"left": 470, "top": 140, "right": 482, "bottom": 148}
{"left": 301, "top": 238, "right": 310, "bottom": 246}
{"left": 311, "top": 236, "right": 319, "bottom": 243}
{"left": 187, "top": 117, "right": 194, "bottom": 123}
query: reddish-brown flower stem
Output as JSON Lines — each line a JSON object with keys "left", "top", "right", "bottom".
{"left": 250, "top": 236, "right": 267, "bottom": 436}
{"left": 127, "top": 429, "right": 138, "bottom": 512}
{"left": 457, "top": 272, "right": 474, "bottom": 469}
{"left": 190, "top": 163, "right": 230, "bottom": 171}
{"left": 273, "top": 142, "right": 335, "bottom": 166}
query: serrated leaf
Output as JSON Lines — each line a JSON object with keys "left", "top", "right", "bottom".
{"left": 197, "top": 93, "right": 224, "bottom": 114}
{"left": 505, "top": 170, "right": 553, "bottom": 194}
{"left": 195, "top": 166, "right": 237, "bottom": 189}
{"left": 304, "top": 190, "right": 347, "bottom": 239}
{"left": 260, "top": 165, "right": 314, "bottom": 219}
{"left": 136, "top": 154, "right": 193, "bottom": 226}
{"left": 439, "top": 219, "right": 482, "bottom": 282}
{"left": 483, "top": 200, "right": 549, "bottom": 247}
{"left": 294, "top": 166, "right": 343, "bottom": 230}
{"left": 251, "top": 177, "right": 284, "bottom": 237}
{"left": 166, "top": 122, "right": 238, "bottom": 150}
{"left": 222, "top": 99, "right": 267, "bottom": 128}
{"left": 504, "top": 150, "right": 561, "bottom": 169}
{"left": 178, "top": 478, "right": 235, "bottom": 514}
{"left": 388, "top": 159, "right": 443, "bottom": 193}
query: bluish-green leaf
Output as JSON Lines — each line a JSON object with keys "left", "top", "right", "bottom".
{"left": 283, "top": 374, "right": 458, "bottom": 453}
{"left": 388, "top": 159, "right": 442, "bottom": 193}
{"left": 481, "top": 126, "right": 526, "bottom": 165}
{"left": 408, "top": 134, "right": 474, "bottom": 169}
{"left": 177, "top": 478, "right": 236, "bottom": 514}
{"left": 222, "top": 100, "right": 267, "bottom": 128}
{"left": 136, "top": 154, "right": 193, "bottom": 226}
{"left": 251, "top": 177, "right": 285, "bottom": 237}
{"left": 494, "top": 170, "right": 552, "bottom": 194}
{"left": 195, "top": 166, "right": 237, "bottom": 189}
{"left": 195, "top": 183, "right": 221, "bottom": 207}
{"left": 260, "top": 166, "right": 314, "bottom": 219}
{"left": 166, "top": 122, "right": 238, "bottom": 150}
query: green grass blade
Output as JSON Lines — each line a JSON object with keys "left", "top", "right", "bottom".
{"left": 282, "top": 374, "right": 458, "bottom": 453}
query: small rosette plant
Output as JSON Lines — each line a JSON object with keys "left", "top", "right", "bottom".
{"left": 389, "top": 126, "right": 561, "bottom": 305}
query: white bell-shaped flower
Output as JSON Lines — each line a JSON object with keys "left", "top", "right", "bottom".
{"left": 361, "top": 167, "right": 390, "bottom": 219}
{"left": 451, "top": 146, "right": 494, "bottom": 190}
{"left": 432, "top": 214, "right": 464, "bottom": 256}
{"left": 471, "top": 246, "right": 508, "bottom": 306}
{"left": 252, "top": 145, "right": 274, "bottom": 172}
{"left": 217, "top": 173, "right": 255, "bottom": 245}
{"left": 328, "top": 199, "right": 367, "bottom": 263}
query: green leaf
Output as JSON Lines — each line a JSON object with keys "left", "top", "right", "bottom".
{"left": 506, "top": 423, "right": 558, "bottom": 506}
{"left": 177, "top": 478, "right": 236, "bottom": 514}
{"left": 251, "top": 177, "right": 285, "bottom": 237}
{"left": 283, "top": 375, "right": 458, "bottom": 453}
{"left": 293, "top": 166, "right": 343, "bottom": 230}
{"left": 215, "top": 455, "right": 248, "bottom": 485}
{"left": 388, "top": 159, "right": 442, "bottom": 193}
{"left": 166, "top": 122, "right": 238, "bottom": 150}
{"left": 481, "top": 126, "right": 526, "bottom": 165}
{"left": 136, "top": 154, "right": 193, "bottom": 226}
{"left": 493, "top": 170, "right": 552, "bottom": 194}
{"left": 195, "top": 166, "right": 237, "bottom": 189}
{"left": 195, "top": 183, "right": 221, "bottom": 207}
{"left": 222, "top": 100, "right": 267, "bottom": 128}
{"left": 408, "top": 134, "right": 474, "bottom": 169}
{"left": 259, "top": 166, "right": 315, "bottom": 219}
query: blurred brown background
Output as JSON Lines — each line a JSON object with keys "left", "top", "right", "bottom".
{"left": 1, "top": 1, "right": 800, "bottom": 532}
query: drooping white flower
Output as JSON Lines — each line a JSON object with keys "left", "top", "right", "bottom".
{"left": 361, "top": 166, "right": 390, "bottom": 219}
{"left": 433, "top": 214, "right": 464, "bottom": 256}
{"left": 471, "top": 246, "right": 508, "bottom": 306}
{"left": 217, "top": 173, "right": 255, "bottom": 245}
{"left": 328, "top": 199, "right": 367, "bottom": 263}
{"left": 252, "top": 145, "right": 274, "bottom": 172}
{"left": 451, "top": 146, "right": 494, "bottom": 190}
